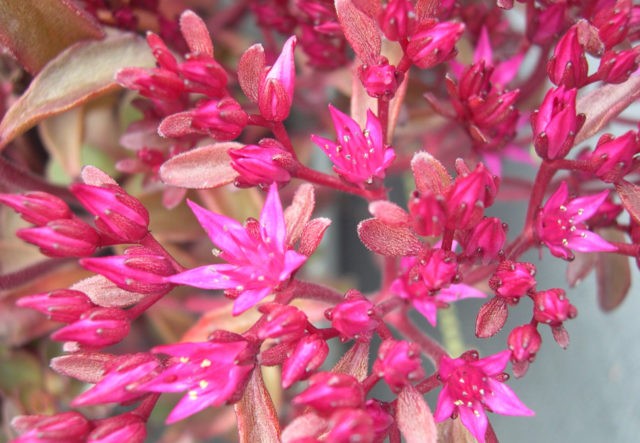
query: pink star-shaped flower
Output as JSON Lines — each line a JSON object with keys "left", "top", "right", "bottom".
{"left": 434, "top": 350, "right": 534, "bottom": 443}
{"left": 167, "top": 184, "right": 307, "bottom": 314}
{"left": 535, "top": 181, "right": 616, "bottom": 260}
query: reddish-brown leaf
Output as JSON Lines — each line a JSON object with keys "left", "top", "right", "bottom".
{"left": 281, "top": 413, "right": 326, "bottom": 443}
{"left": 0, "top": 0, "right": 103, "bottom": 74}
{"left": 475, "top": 297, "right": 508, "bottom": 338}
{"left": 159, "top": 143, "right": 241, "bottom": 189}
{"left": 331, "top": 341, "right": 370, "bottom": 382}
{"left": 80, "top": 165, "right": 118, "bottom": 186}
{"left": 298, "top": 217, "right": 331, "bottom": 256}
{"left": 179, "top": 10, "right": 213, "bottom": 57}
{"left": 50, "top": 353, "right": 112, "bottom": 383}
{"left": 0, "top": 32, "right": 155, "bottom": 149}
{"left": 616, "top": 180, "right": 640, "bottom": 225}
{"left": 38, "top": 107, "right": 84, "bottom": 179}
{"left": 335, "top": 0, "right": 381, "bottom": 65}
{"left": 369, "top": 200, "right": 410, "bottom": 226}
{"left": 358, "top": 218, "right": 422, "bottom": 256}
{"left": 596, "top": 228, "right": 631, "bottom": 311}
{"left": 157, "top": 112, "right": 193, "bottom": 138}
{"left": 285, "top": 184, "right": 315, "bottom": 246}
{"left": 70, "top": 275, "right": 147, "bottom": 308}
{"left": 411, "top": 151, "right": 452, "bottom": 195}
{"left": 575, "top": 75, "right": 640, "bottom": 145}
{"left": 238, "top": 44, "right": 266, "bottom": 104}
{"left": 551, "top": 325, "right": 570, "bottom": 349}
{"left": 566, "top": 251, "right": 597, "bottom": 287}
{"left": 415, "top": 0, "right": 440, "bottom": 21}
{"left": 397, "top": 385, "right": 437, "bottom": 443}
{"left": 235, "top": 369, "right": 280, "bottom": 443}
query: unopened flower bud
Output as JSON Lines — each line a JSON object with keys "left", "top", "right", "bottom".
{"left": 325, "top": 409, "right": 374, "bottom": 443}
{"left": 408, "top": 190, "right": 445, "bottom": 237}
{"left": 489, "top": 261, "right": 537, "bottom": 300}
{"left": 17, "top": 289, "right": 93, "bottom": 323}
{"left": 0, "top": 191, "right": 71, "bottom": 226}
{"left": 178, "top": 56, "right": 228, "bottom": 97}
{"left": 508, "top": 324, "right": 542, "bottom": 363}
{"left": 364, "top": 399, "right": 394, "bottom": 440}
{"left": 258, "top": 36, "right": 296, "bottom": 122}
{"left": 533, "top": 288, "right": 577, "bottom": 326}
{"left": 191, "top": 97, "right": 248, "bottom": 140}
{"left": 87, "top": 413, "right": 146, "bottom": 443}
{"left": 80, "top": 246, "right": 175, "bottom": 294}
{"left": 326, "top": 290, "right": 379, "bottom": 341}
{"left": 229, "top": 143, "right": 292, "bottom": 188}
{"left": 592, "top": 130, "right": 639, "bottom": 182}
{"left": 293, "top": 372, "right": 365, "bottom": 413}
{"left": 11, "top": 411, "right": 91, "bottom": 443}
{"left": 592, "top": 0, "right": 632, "bottom": 49}
{"left": 462, "top": 217, "right": 507, "bottom": 262}
{"left": 359, "top": 58, "right": 403, "bottom": 99}
{"left": 378, "top": 0, "right": 415, "bottom": 41}
{"left": 414, "top": 248, "right": 458, "bottom": 292}
{"left": 445, "top": 163, "right": 498, "bottom": 230}
{"left": 17, "top": 219, "right": 100, "bottom": 257}
{"left": 531, "top": 86, "right": 584, "bottom": 160}
{"left": 258, "top": 303, "right": 308, "bottom": 342}
{"left": 597, "top": 48, "right": 640, "bottom": 84}
{"left": 373, "top": 340, "right": 424, "bottom": 393}
{"left": 71, "top": 183, "right": 149, "bottom": 243}
{"left": 406, "top": 20, "right": 465, "bottom": 69}
{"left": 282, "top": 334, "right": 329, "bottom": 388}
{"left": 116, "top": 67, "right": 186, "bottom": 103}
{"left": 52, "top": 307, "right": 130, "bottom": 348}
{"left": 547, "top": 26, "right": 588, "bottom": 88}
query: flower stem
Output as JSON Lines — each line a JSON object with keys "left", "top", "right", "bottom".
{"left": 388, "top": 310, "right": 447, "bottom": 365}
{"left": 0, "top": 258, "right": 74, "bottom": 290}
{"left": 291, "top": 280, "right": 344, "bottom": 305}
{"left": 292, "top": 164, "right": 386, "bottom": 200}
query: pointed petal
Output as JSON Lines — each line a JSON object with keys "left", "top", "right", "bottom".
{"left": 458, "top": 404, "right": 489, "bottom": 443}
{"left": 166, "top": 264, "right": 238, "bottom": 290}
{"left": 434, "top": 385, "right": 455, "bottom": 422}
{"left": 260, "top": 184, "right": 286, "bottom": 251}
{"left": 166, "top": 391, "right": 217, "bottom": 424}
{"left": 484, "top": 379, "right": 534, "bottom": 416}
{"left": 567, "top": 190, "right": 609, "bottom": 221}
{"left": 474, "top": 27, "right": 493, "bottom": 65}
{"left": 545, "top": 181, "right": 569, "bottom": 210}
{"left": 280, "top": 250, "right": 307, "bottom": 281}
{"left": 186, "top": 199, "right": 246, "bottom": 258}
{"left": 472, "top": 350, "right": 510, "bottom": 375}
{"left": 437, "top": 284, "right": 487, "bottom": 302}
{"left": 412, "top": 298, "right": 438, "bottom": 327}
{"left": 232, "top": 287, "right": 272, "bottom": 315}
{"left": 567, "top": 230, "right": 617, "bottom": 252}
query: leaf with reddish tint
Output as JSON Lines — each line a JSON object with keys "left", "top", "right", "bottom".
{"left": 616, "top": 180, "right": 640, "bottom": 224}
{"left": 0, "top": 32, "right": 155, "bottom": 149}
{"left": 575, "top": 75, "right": 640, "bottom": 145}
{"left": 50, "top": 353, "right": 113, "bottom": 383}
{"left": 80, "top": 165, "right": 118, "bottom": 186}
{"left": 475, "top": 297, "right": 509, "bottom": 338}
{"left": 369, "top": 200, "right": 410, "bottom": 226}
{"left": 397, "top": 385, "right": 437, "bottom": 443}
{"left": 436, "top": 417, "right": 476, "bottom": 443}
{"left": 38, "top": 107, "right": 84, "bottom": 179}
{"left": 358, "top": 218, "right": 422, "bottom": 256}
{"left": 159, "top": 143, "right": 241, "bottom": 189}
{"left": 157, "top": 112, "right": 193, "bottom": 138}
{"left": 411, "top": 152, "right": 451, "bottom": 195}
{"left": 284, "top": 184, "right": 315, "bottom": 245}
{"left": 596, "top": 228, "right": 631, "bottom": 311}
{"left": 551, "top": 325, "right": 570, "bottom": 349}
{"left": 331, "top": 341, "right": 370, "bottom": 382}
{"left": 281, "top": 413, "right": 326, "bottom": 443}
{"left": 0, "top": 0, "right": 103, "bottom": 74}
{"left": 235, "top": 369, "right": 280, "bottom": 443}
{"left": 70, "top": 275, "right": 147, "bottom": 308}
{"left": 298, "top": 217, "right": 332, "bottom": 256}
{"left": 415, "top": 0, "right": 440, "bottom": 21}
{"left": 335, "top": 0, "right": 381, "bottom": 65}
{"left": 179, "top": 10, "right": 214, "bottom": 57}
{"left": 566, "top": 251, "right": 597, "bottom": 287}
{"left": 238, "top": 44, "right": 266, "bottom": 104}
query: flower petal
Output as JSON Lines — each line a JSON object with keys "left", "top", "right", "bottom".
{"left": 457, "top": 402, "right": 489, "bottom": 443}
{"left": 484, "top": 379, "right": 535, "bottom": 417}
{"left": 166, "top": 264, "right": 238, "bottom": 290}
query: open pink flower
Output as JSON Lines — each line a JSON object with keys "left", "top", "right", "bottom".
{"left": 167, "top": 184, "right": 307, "bottom": 314}
{"left": 311, "top": 105, "right": 395, "bottom": 187}
{"left": 434, "top": 350, "right": 534, "bottom": 443}
{"left": 535, "top": 181, "right": 617, "bottom": 260}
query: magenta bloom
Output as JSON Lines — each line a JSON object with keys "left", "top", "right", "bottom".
{"left": 535, "top": 181, "right": 616, "bottom": 260}
{"left": 311, "top": 105, "right": 395, "bottom": 187}
{"left": 434, "top": 350, "right": 534, "bottom": 443}
{"left": 140, "top": 339, "right": 255, "bottom": 423}
{"left": 167, "top": 184, "right": 307, "bottom": 314}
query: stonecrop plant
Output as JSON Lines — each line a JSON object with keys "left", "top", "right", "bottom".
{"left": 0, "top": 0, "right": 639, "bottom": 442}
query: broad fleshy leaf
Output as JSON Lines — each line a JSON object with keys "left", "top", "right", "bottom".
{"left": 235, "top": 369, "right": 280, "bottom": 443}
{"left": 615, "top": 180, "right": 640, "bottom": 224}
{"left": 335, "top": 0, "right": 381, "bottom": 65}
{"left": 475, "top": 297, "right": 509, "bottom": 338}
{"left": 411, "top": 151, "right": 452, "bottom": 195}
{"left": 180, "top": 10, "right": 214, "bottom": 57}
{"left": 50, "top": 353, "right": 113, "bottom": 383}
{"left": 369, "top": 200, "right": 410, "bottom": 226}
{"left": 298, "top": 218, "right": 331, "bottom": 256}
{"left": 0, "top": 32, "right": 155, "bottom": 148}
{"left": 238, "top": 44, "right": 266, "bottom": 104}
{"left": 358, "top": 218, "right": 422, "bottom": 256}
{"left": 159, "top": 143, "right": 241, "bottom": 189}
{"left": 0, "top": 0, "right": 103, "bottom": 74}
{"left": 281, "top": 413, "right": 326, "bottom": 443}
{"left": 38, "top": 107, "right": 83, "bottom": 179}
{"left": 397, "top": 385, "right": 437, "bottom": 443}
{"left": 331, "top": 341, "right": 370, "bottom": 382}
{"left": 70, "top": 275, "right": 147, "bottom": 308}
{"left": 284, "top": 184, "right": 315, "bottom": 246}
{"left": 596, "top": 228, "right": 631, "bottom": 311}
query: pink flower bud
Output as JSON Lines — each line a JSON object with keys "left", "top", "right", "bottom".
{"left": 489, "top": 261, "right": 537, "bottom": 300}
{"left": 533, "top": 288, "right": 577, "bottom": 326}
{"left": 258, "top": 36, "right": 297, "bottom": 122}
{"left": 324, "top": 409, "right": 374, "bottom": 443}
{"left": 71, "top": 183, "right": 149, "bottom": 243}
{"left": 178, "top": 56, "right": 228, "bottom": 97}
{"left": 378, "top": 0, "right": 416, "bottom": 41}
{"left": 462, "top": 217, "right": 507, "bottom": 262}
{"left": 592, "top": 0, "right": 632, "bottom": 49}
{"left": 592, "top": 130, "right": 640, "bottom": 182}
{"left": 293, "top": 372, "right": 365, "bottom": 414}
{"left": 408, "top": 190, "right": 445, "bottom": 237}
{"left": 359, "top": 58, "right": 403, "bottom": 99}
{"left": 281, "top": 334, "right": 329, "bottom": 388}
{"left": 17, "top": 219, "right": 100, "bottom": 258}
{"left": 229, "top": 143, "right": 292, "bottom": 188}
{"left": 445, "top": 163, "right": 498, "bottom": 230}
{"left": 73, "top": 353, "right": 160, "bottom": 406}
{"left": 468, "top": 88, "right": 520, "bottom": 129}
{"left": 11, "top": 411, "right": 92, "bottom": 443}
{"left": 597, "top": 48, "right": 640, "bottom": 84}
{"left": 456, "top": 61, "right": 493, "bottom": 101}
{"left": 373, "top": 340, "right": 425, "bottom": 393}
{"left": 527, "top": 3, "right": 566, "bottom": 45}
{"left": 17, "top": 289, "right": 94, "bottom": 323}
{"left": 190, "top": 97, "right": 249, "bottom": 140}
{"left": 406, "top": 20, "right": 465, "bottom": 69}
{"left": 258, "top": 303, "right": 308, "bottom": 342}
{"left": 508, "top": 324, "right": 542, "bottom": 363}
{"left": 116, "top": 67, "right": 186, "bottom": 103}
{"left": 146, "top": 32, "right": 178, "bottom": 72}
{"left": 414, "top": 248, "right": 458, "bottom": 292}
{"left": 531, "top": 86, "right": 584, "bottom": 160}
{"left": 326, "top": 290, "right": 379, "bottom": 341}
{"left": 0, "top": 191, "right": 71, "bottom": 226}
{"left": 364, "top": 399, "right": 394, "bottom": 440}
{"left": 52, "top": 307, "right": 130, "bottom": 348}
{"left": 80, "top": 246, "right": 175, "bottom": 295}
{"left": 87, "top": 413, "right": 146, "bottom": 443}
{"left": 547, "top": 26, "right": 588, "bottom": 88}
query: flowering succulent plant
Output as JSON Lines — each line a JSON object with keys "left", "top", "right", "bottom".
{"left": 1, "top": 1, "right": 640, "bottom": 443}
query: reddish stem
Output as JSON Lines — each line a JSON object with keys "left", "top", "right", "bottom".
{"left": 0, "top": 258, "right": 74, "bottom": 290}
{"left": 387, "top": 310, "right": 447, "bottom": 365}
{"left": 292, "top": 164, "right": 386, "bottom": 200}
{"left": 291, "top": 280, "right": 344, "bottom": 305}
{"left": 415, "top": 372, "right": 440, "bottom": 394}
